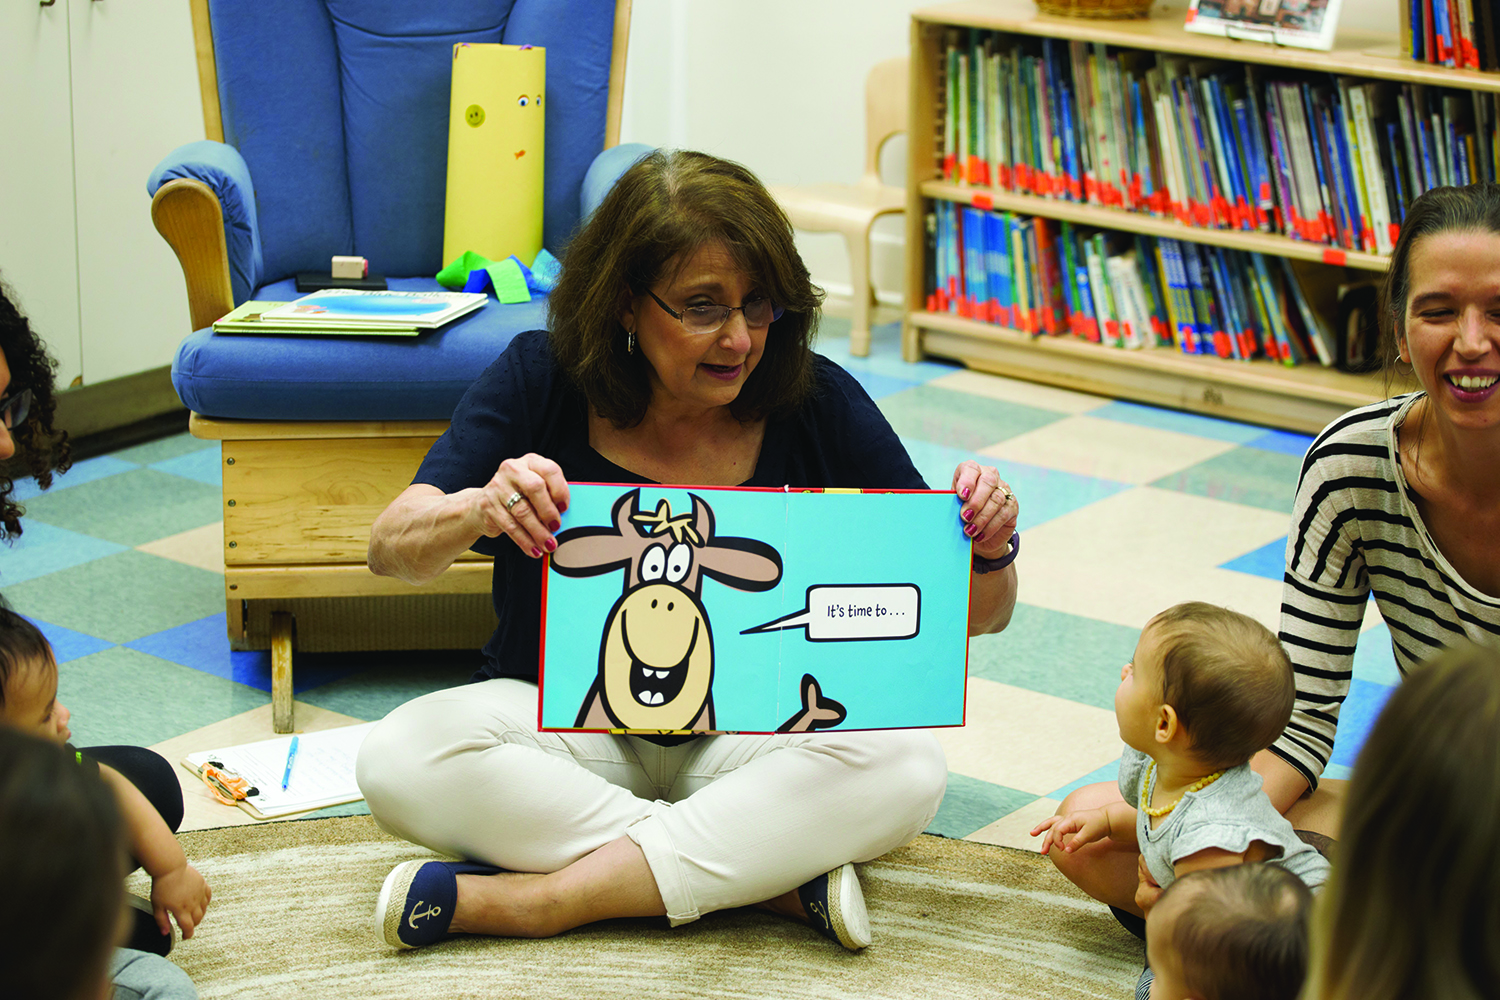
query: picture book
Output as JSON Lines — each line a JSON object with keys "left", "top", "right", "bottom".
{"left": 257, "top": 290, "right": 486, "bottom": 329}
{"left": 1185, "top": 0, "right": 1344, "bottom": 52}
{"left": 212, "top": 301, "right": 421, "bottom": 337}
{"left": 538, "top": 484, "right": 972, "bottom": 735}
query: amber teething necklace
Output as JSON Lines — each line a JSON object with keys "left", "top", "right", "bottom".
{"left": 1140, "top": 760, "right": 1224, "bottom": 818}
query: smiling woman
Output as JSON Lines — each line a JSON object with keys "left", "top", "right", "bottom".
{"left": 0, "top": 278, "right": 71, "bottom": 542}
{"left": 355, "top": 149, "right": 1021, "bottom": 955}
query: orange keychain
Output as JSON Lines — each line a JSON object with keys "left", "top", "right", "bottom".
{"left": 200, "top": 761, "right": 257, "bottom": 806}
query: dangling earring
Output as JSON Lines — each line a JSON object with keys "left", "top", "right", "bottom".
{"left": 626, "top": 328, "right": 636, "bottom": 355}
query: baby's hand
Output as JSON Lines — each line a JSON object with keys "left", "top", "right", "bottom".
{"left": 152, "top": 863, "right": 212, "bottom": 938}
{"left": 1030, "top": 809, "right": 1112, "bottom": 855}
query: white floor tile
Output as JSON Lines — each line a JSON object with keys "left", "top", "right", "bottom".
{"left": 926, "top": 369, "right": 1110, "bottom": 414}
{"left": 981, "top": 415, "right": 1239, "bottom": 486}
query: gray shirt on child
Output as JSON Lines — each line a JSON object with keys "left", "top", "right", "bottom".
{"left": 1118, "top": 746, "right": 1330, "bottom": 891}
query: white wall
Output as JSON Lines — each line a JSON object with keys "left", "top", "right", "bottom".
{"left": 618, "top": 0, "right": 1403, "bottom": 307}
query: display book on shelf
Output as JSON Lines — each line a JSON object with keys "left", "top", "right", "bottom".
{"left": 901, "top": 1, "right": 1497, "bottom": 432}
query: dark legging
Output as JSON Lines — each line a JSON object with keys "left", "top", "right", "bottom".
{"left": 83, "top": 745, "right": 184, "bottom": 838}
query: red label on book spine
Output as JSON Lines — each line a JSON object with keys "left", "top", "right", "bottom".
{"left": 1084, "top": 176, "right": 1097, "bottom": 201}
{"left": 926, "top": 293, "right": 938, "bottom": 313}
{"left": 1322, "top": 248, "right": 1348, "bottom": 266}
{"left": 1258, "top": 182, "right": 1272, "bottom": 203}
{"left": 1029, "top": 307, "right": 1041, "bottom": 334}
{"left": 998, "top": 165, "right": 1012, "bottom": 190}
{"left": 1213, "top": 331, "right": 1231, "bottom": 358}
{"left": 1192, "top": 201, "right": 1212, "bottom": 227}
{"left": 1389, "top": 222, "right": 1401, "bottom": 247}
{"left": 1085, "top": 317, "right": 1100, "bottom": 342}
{"left": 1362, "top": 226, "right": 1376, "bottom": 252}
{"left": 967, "top": 156, "right": 982, "bottom": 186}
{"left": 1235, "top": 198, "right": 1252, "bottom": 230}
{"left": 1104, "top": 319, "right": 1119, "bottom": 342}
{"left": 1016, "top": 164, "right": 1032, "bottom": 190}
{"left": 943, "top": 155, "right": 957, "bottom": 180}
{"left": 972, "top": 193, "right": 994, "bottom": 210}
{"left": 1069, "top": 178, "right": 1082, "bottom": 200}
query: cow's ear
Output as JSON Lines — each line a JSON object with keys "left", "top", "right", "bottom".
{"left": 698, "top": 537, "right": 783, "bottom": 592}
{"left": 689, "top": 493, "right": 715, "bottom": 544}
{"left": 614, "top": 488, "right": 642, "bottom": 536}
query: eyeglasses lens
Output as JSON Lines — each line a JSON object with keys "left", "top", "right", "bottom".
{"left": 1, "top": 389, "right": 31, "bottom": 429}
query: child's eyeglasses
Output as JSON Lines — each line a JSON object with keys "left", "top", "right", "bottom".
{"left": 648, "top": 290, "right": 785, "bottom": 336}
{"left": 0, "top": 388, "right": 31, "bottom": 429}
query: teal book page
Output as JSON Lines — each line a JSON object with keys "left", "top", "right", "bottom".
{"left": 538, "top": 483, "right": 970, "bottom": 734}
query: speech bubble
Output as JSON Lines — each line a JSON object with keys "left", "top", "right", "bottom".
{"left": 741, "top": 584, "right": 920, "bottom": 642}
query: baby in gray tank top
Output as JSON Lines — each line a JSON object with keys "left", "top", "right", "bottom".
{"left": 1034, "top": 601, "right": 1329, "bottom": 892}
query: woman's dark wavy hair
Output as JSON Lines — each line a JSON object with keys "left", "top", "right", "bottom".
{"left": 548, "top": 149, "right": 825, "bottom": 427}
{"left": 1379, "top": 183, "right": 1500, "bottom": 374}
{"left": 1, "top": 278, "right": 71, "bottom": 541}
{"left": 0, "top": 728, "right": 125, "bottom": 1000}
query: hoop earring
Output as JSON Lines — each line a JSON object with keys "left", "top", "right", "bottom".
{"left": 626, "top": 328, "right": 636, "bottom": 355}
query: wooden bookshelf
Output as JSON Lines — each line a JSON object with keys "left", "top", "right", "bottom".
{"left": 902, "top": 1, "right": 1433, "bottom": 431}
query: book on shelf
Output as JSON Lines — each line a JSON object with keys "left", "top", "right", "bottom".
{"left": 924, "top": 204, "right": 1348, "bottom": 367}
{"left": 934, "top": 28, "right": 1500, "bottom": 262}
{"left": 1184, "top": 0, "right": 1345, "bottom": 53}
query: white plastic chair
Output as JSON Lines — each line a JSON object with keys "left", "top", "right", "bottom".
{"left": 769, "top": 56, "right": 907, "bottom": 357}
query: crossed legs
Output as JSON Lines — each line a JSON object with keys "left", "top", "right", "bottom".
{"left": 356, "top": 677, "right": 947, "bottom": 937}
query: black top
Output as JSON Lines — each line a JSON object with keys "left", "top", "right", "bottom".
{"left": 415, "top": 329, "right": 929, "bottom": 683}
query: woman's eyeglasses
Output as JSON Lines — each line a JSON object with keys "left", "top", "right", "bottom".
{"left": 648, "top": 289, "right": 785, "bottom": 336}
{"left": 0, "top": 388, "right": 31, "bottom": 429}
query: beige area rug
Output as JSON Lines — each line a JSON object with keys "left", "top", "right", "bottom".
{"left": 131, "top": 816, "right": 1142, "bottom": 1000}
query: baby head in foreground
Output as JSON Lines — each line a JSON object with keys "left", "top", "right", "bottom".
{"left": 1146, "top": 863, "right": 1312, "bottom": 1000}
{"left": 1118, "top": 602, "right": 1294, "bottom": 772}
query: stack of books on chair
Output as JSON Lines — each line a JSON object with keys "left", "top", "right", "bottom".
{"left": 212, "top": 289, "right": 487, "bottom": 337}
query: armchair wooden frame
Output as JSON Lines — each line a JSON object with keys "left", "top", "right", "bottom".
{"left": 153, "top": 0, "right": 633, "bottom": 732}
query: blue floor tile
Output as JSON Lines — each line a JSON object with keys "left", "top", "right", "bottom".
{"left": 1243, "top": 429, "right": 1314, "bottom": 457}
{"left": 1219, "top": 537, "right": 1287, "bottom": 581}
{"left": 844, "top": 369, "right": 920, "bottom": 400}
{"left": 1048, "top": 758, "right": 1123, "bottom": 802}
{"left": 897, "top": 439, "right": 1133, "bottom": 531}
{"left": 9, "top": 455, "right": 139, "bottom": 502}
{"left": 1328, "top": 678, "right": 1397, "bottom": 769}
{"left": 27, "top": 616, "right": 115, "bottom": 665}
{"left": 125, "top": 614, "right": 363, "bottom": 694}
{"left": 927, "top": 773, "right": 1038, "bottom": 839}
{"left": 1089, "top": 401, "right": 1269, "bottom": 445}
{"left": 150, "top": 447, "right": 223, "bottom": 487}
{"left": 0, "top": 520, "right": 129, "bottom": 585}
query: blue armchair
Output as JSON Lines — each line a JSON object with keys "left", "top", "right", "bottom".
{"left": 147, "top": 0, "right": 644, "bottom": 731}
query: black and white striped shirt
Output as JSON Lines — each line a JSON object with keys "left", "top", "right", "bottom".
{"left": 1274, "top": 393, "right": 1500, "bottom": 787}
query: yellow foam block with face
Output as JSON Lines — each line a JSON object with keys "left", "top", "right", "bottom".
{"left": 442, "top": 43, "right": 545, "bottom": 267}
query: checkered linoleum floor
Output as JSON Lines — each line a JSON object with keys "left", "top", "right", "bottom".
{"left": 0, "top": 318, "right": 1398, "bottom": 840}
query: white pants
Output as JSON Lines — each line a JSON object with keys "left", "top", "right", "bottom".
{"left": 356, "top": 678, "right": 947, "bottom": 925}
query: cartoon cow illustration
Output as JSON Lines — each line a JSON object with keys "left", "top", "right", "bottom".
{"left": 551, "top": 488, "right": 847, "bottom": 734}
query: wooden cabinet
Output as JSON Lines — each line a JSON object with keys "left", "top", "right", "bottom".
{"left": 898, "top": 1, "right": 1478, "bottom": 432}
{"left": 0, "top": 0, "right": 202, "bottom": 414}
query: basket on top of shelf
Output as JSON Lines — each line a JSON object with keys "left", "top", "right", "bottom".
{"left": 1035, "top": 0, "right": 1153, "bottom": 19}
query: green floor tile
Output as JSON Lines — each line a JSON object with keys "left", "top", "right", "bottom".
{"left": 969, "top": 603, "right": 1139, "bottom": 711}
{"left": 111, "top": 431, "right": 216, "bottom": 466}
{"left": 4, "top": 550, "right": 226, "bottom": 643}
{"left": 297, "top": 657, "right": 484, "bottom": 721}
{"left": 1148, "top": 446, "right": 1302, "bottom": 514}
{"left": 927, "top": 773, "right": 1037, "bottom": 839}
{"left": 59, "top": 646, "right": 269, "bottom": 746}
{"left": 18, "top": 468, "right": 222, "bottom": 547}
{"left": 878, "top": 384, "right": 1064, "bottom": 452}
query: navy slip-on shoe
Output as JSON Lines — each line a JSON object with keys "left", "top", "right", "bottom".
{"left": 374, "top": 859, "right": 503, "bottom": 949}
{"left": 795, "top": 862, "right": 871, "bottom": 951}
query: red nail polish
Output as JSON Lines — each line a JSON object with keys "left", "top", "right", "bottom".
{"left": 965, "top": 524, "right": 977, "bottom": 537}
{"left": 545, "top": 537, "right": 557, "bottom": 551}
{"left": 963, "top": 509, "right": 975, "bottom": 521}
{"left": 532, "top": 547, "right": 543, "bottom": 558}
{"left": 961, "top": 487, "right": 971, "bottom": 500}
{"left": 550, "top": 520, "right": 561, "bottom": 531}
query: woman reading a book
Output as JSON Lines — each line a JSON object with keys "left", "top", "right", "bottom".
{"left": 1042, "top": 182, "right": 1500, "bottom": 932}
{"left": 357, "top": 149, "right": 1020, "bottom": 951}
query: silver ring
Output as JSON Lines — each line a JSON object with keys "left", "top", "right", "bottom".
{"left": 504, "top": 491, "right": 524, "bottom": 511}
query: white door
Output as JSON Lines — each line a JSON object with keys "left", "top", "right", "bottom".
{"left": 0, "top": 0, "right": 83, "bottom": 387}
{"left": 68, "top": 0, "right": 203, "bottom": 385}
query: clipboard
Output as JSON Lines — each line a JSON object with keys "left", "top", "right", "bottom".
{"left": 179, "top": 722, "right": 376, "bottom": 820}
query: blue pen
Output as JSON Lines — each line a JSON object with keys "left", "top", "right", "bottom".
{"left": 281, "top": 736, "right": 299, "bottom": 791}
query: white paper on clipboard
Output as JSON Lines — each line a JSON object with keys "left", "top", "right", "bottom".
{"left": 182, "top": 722, "right": 376, "bottom": 819}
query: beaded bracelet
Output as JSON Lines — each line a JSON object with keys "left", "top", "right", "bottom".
{"left": 971, "top": 531, "right": 1020, "bottom": 575}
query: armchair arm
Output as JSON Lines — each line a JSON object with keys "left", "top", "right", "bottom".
{"left": 147, "top": 140, "right": 265, "bottom": 327}
{"left": 580, "top": 142, "right": 654, "bottom": 226}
